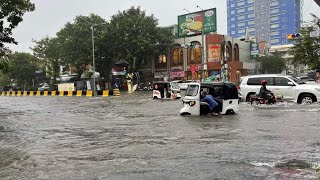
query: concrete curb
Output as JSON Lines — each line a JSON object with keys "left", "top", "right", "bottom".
{"left": 0, "top": 90, "right": 121, "bottom": 97}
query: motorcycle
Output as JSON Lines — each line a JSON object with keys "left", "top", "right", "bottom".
{"left": 250, "top": 92, "right": 282, "bottom": 105}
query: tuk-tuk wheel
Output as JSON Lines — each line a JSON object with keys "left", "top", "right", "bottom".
{"left": 180, "top": 112, "right": 191, "bottom": 116}
{"left": 226, "top": 109, "right": 235, "bottom": 115}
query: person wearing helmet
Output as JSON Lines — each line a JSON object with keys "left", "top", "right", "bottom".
{"left": 200, "top": 91, "right": 219, "bottom": 114}
{"left": 259, "top": 80, "right": 272, "bottom": 102}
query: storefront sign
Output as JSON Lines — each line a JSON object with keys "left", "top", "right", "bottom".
{"left": 178, "top": 8, "right": 217, "bottom": 37}
{"left": 250, "top": 42, "right": 259, "bottom": 59}
{"left": 170, "top": 66, "right": 183, "bottom": 71}
{"left": 154, "top": 71, "right": 167, "bottom": 78}
{"left": 170, "top": 71, "right": 185, "bottom": 78}
{"left": 207, "top": 44, "right": 221, "bottom": 62}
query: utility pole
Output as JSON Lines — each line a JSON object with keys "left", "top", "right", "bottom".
{"left": 221, "top": 35, "right": 227, "bottom": 82}
{"left": 197, "top": 6, "right": 206, "bottom": 81}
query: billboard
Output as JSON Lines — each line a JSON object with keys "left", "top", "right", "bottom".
{"left": 207, "top": 44, "right": 221, "bottom": 63}
{"left": 178, "top": 8, "right": 217, "bottom": 37}
{"left": 250, "top": 42, "right": 259, "bottom": 59}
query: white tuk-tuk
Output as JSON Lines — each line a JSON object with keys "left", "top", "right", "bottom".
{"left": 180, "top": 82, "right": 239, "bottom": 115}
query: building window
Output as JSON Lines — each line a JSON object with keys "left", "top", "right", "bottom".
{"left": 270, "top": 1, "right": 279, "bottom": 6}
{"left": 282, "top": 40, "right": 287, "bottom": 44}
{"left": 237, "top": 1, "right": 245, "bottom": 6}
{"left": 270, "top": 31, "right": 279, "bottom": 36}
{"left": 172, "top": 47, "right": 183, "bottom": 65}
{"left": 238, "top": 29, "right": 245, "bottom": 34}
{"left": 233, "top": 43, "right": 239, "bottom": 61}
{"left": 237, "top": 8, "right": 245, "bottom": 13}
{"left": 231, "top": 24, "right": 235, "bottom": 28}
{"left": 270, "top": 39, "right": 280, "bottom": 44}
{"left": 270, "top": 16, "right": 279, "bottom": 21}
{"left": 231, "top": 17, "right": 235, "bottom": 21}
{"left": 248, "top": 20, "right": 255, "bottom": 25}
{"left": 231, "top": 31, "right": 235, "bottom": 34}
{"left": 282, "top": 18, "right": 287, "bottom": 22}
{"left": 282, "top": 25, "right": 287, "bottom": 29}
{"left": 238, "top": 22, "right": 245, "bottom": 27}
{"left": 231, "top": 4, "right": 235, "bottom": 7}
{"left": 249, "top": 27, "right": 255, "bottom": 32}
{"left": 282, "top": 10, "right": 287, "bottom": 14}
{"left": 158, "top": 55, "right": 166, "bottom": 64}
{"left": 271, "top": 9, "right": 279, "bottom": 14}
{"left": 270, "top": 23, "right": 279, "bottom": 28}
{"left": 231, "top": 10, "right": 235, "bottom": 15}
{"left": 282, "top": 33, "right": 286, "bottom": 37}
{"left": 248, "top": 13, "right": 255, "bottom": 18}
{"left": 248, "top": 0, "right": 254, "bottom": 3}
{"left": 248, "top": 6, "right": 254, "bottom": 11}
{"left": 238, "top": 15, "right": 245, "bottom": 20}
{"left": 189, "top": 45, "right": 202, "bottom": 64}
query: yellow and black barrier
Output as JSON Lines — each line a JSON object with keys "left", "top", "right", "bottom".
{"left": 0, "top": 90, "right": 117, "bottom": 97}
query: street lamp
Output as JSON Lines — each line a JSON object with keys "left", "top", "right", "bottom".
{"left": 91, "top": 22, "right": 107, "bottom": 96}
{"left": 196, "top": 5, "right": 205, "bottom": 81}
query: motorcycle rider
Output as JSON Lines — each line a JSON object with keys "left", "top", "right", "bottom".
{"left": 259, "top": 80, "right": 274, "bottom": 103}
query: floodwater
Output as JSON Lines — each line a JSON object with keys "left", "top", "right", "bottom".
{"left": 0, "top": 91, "right": 320, "bottom": 180}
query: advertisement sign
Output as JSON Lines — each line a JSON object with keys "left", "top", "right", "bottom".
{"left": 250, "top": 42, "right": 259, "bottom": 59}
{"left": 58, "top": 83, "right": 75, "bottom": 91}
{"left": 170, "top": 71, "right": 185, "bottom": 78}
{"left": 178, "top": 8, "right": 217, "bottom": 37}
{"left": 207, "top": 44, "right": 221, "bottom": 63}
{"left": 154, "top": 72, "right": 167, "bottom": 79}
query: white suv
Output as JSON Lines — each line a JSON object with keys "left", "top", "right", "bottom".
{"left": 239, "top": 74, "right": 320, "bottom": 104}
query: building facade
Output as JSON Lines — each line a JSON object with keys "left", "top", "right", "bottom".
{"left": 227, "top": 0, "right": 303, "bottom": 46}
{"left": 153, "top": 34, "right": 257, "bottom": 83}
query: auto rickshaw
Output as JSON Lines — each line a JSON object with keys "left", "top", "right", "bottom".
{"left": 180, "top": 82, "right": 239, "bottom": 115}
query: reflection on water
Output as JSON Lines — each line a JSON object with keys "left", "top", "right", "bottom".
{"left": 0, "top": 92, "right": 319, "bottom": 179}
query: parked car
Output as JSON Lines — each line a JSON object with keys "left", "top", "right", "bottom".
{"left": 37, "top": 83, "right": 50, "bottom": 91}
{"left": 239, "top": 74, "right": 320, "bottom": 104}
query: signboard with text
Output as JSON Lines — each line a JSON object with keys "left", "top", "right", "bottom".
{"left": 250, "top": 42, "right": 259, "bottom": 59}
{"left": 178, "top": 8, "right": 217, "bottom": 37}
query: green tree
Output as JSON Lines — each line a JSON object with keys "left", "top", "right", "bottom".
{"left": 290, "top": 14, "right": 320, "bottom": 69}
{"left": 32, "top": 37, "right": 63, "bottom": 85}
{"left": 0, "top": 0, "right": 35, "bottom": 56}
{"left": 7, "top": 52, "right": 40, "bottom": 90}
{"left": 56, "top": 14, "right": 107, "bottom": 79}
{"left": 258, "top": 55, "right": 286, "bottom": 74}
{"left": 108, "top": 6, "right": 174, "bottom": 72}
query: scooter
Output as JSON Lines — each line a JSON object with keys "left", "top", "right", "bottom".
{"left": 250, "top": 92, "right": 281, "bottom": 105}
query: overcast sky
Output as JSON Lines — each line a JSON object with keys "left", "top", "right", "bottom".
{"left": 6, "top": 0, "right": 320, "bottom": 53}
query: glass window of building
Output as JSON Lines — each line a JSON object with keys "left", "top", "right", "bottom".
{"left": 231, "top": 4, "right": 235, "bottom": 7}
{"left": 238, "top": 22, "right": 245, "bottom": 27}
{"left": 238, "top": 15, "right": 245, "bottom": 20}
{"left": 231, "top": 31, "right": 235, "bottom": 34}
{"left": 270, "top": 31, "right": 279, "bottom": 36}
{"left": 270, "top": 16, "right": 279, "bottom": 21}
{"left": 282, "top": 40, "right": 287, "bottom": 44}
{"left": 270, "top": 39, "right": 280, "bottom": 44}
{"left": 270, "top": 9, "right": 279, "bottom": 14}
{"left": 237, "top": 1, "right": 245, "bottom": 6}
{"left": 189, "top": 46, "right": 202, "bottom": 64}
{"left": 282, "top": 10, "right": 287, "bottom": 14}
{"left": 270, "top": 23, "right": 279, "bottom": 28}
{"left": 249, "top": 27, "right": 255, "bottom": 32}
{"left": 158, "top": 55, "right": 166, "bottom": 64}
{"left": 248, "top": 0, "right": 254, "bottom": 3}
{"left": 231, "top": 24, "right": 236, "bottom": 28}
{"left": 172, "top": 48, "right": 183, "bottom": 65}
{"left": 238, "top": 29, "right": 245, "bottom": 33}
{"left": 282, "top": 33, "right": 286, "bottom": 37}
{"left": 248, "top": 6, "right": 254, "bottom": 11}
{"left": 248, "top": 14, "right": 255, "bottom": 18}
{"left": 282, "top": 18, "right": 287, "bottom": 22}
{"left": 282, "top": 25, "right": 287, "bottom": 29}
{"left": 248, "top": 20, "right": 255, "bottom": 25}
{"left": 270, "top": 1, "right": 279, "bottom": 6}
{"left": 237, "top": 8, "right": 245, "bottom": 13}
{"left": 231, "top": 17, "right": 235, "bottom": 21}
{"left": 231, "top": 10, "right": 235, "bottom": 14}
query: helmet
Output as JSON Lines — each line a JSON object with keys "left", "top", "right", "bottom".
{"left": 261, "top": 80, "right": 267, "bottom": 85}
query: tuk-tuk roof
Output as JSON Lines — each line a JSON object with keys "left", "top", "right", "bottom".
{"left": 153, "top": 81, "right": 170, "bottom": 84}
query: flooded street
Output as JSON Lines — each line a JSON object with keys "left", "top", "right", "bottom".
{"left": 1, "top": 91, "right": 320, "bottom": 179}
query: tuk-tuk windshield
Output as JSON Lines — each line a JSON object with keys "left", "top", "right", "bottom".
{"left": 170, "top": 82, "right": 180, "bottom": 90}
{"left": 185, "top": 85, "right": 199, "bottom": 96}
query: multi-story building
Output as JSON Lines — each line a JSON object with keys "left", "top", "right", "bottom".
{"left": 227, "top": 0, "right": 303, "bottom": 46}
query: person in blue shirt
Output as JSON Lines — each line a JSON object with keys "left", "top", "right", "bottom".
{"left": 200, "top": 91, "right": 218, "bottom": 113}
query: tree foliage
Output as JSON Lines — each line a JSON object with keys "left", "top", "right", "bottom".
{"left": 290, "top": 14, "right": 320, "bottom": 69}
{"left": 258, "top": 55, "right": 286, "bottom": 74}
{"left": 108, "top": 6, "right": 174, "bottom": 72}
{"left": 0, "top": 0, "right": 35, "bottom": 56}
{"left": 7, "top": 52, "right": 40, "bottom": 89}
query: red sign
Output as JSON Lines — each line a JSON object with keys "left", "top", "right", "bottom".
{"left": 170, "top": 71, "right": 185, "bottom": 78}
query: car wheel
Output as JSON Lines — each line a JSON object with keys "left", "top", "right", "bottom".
{"left": 300, "top": 95, "right": 314, "bottom": 104}
{"left": 246, "top": 93, "right": 255, "bottom": 102}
